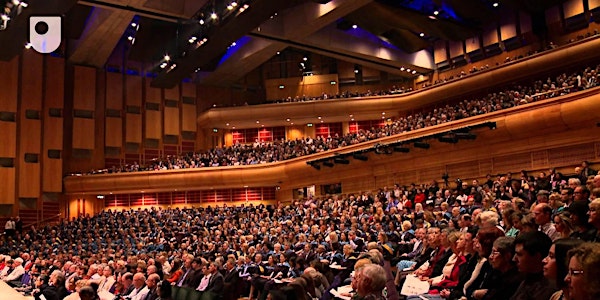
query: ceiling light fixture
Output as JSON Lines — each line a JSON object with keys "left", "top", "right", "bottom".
{"left": 164, "top": 55, "right": 170, "bottom": 61}
{"left": 211, "top": 12, "right": 217, "bottom": 19}
{"left": 419, "top": 32, "right": 425, "bottom": 37}
{"left": 199, "top": 19, "right": 205, "bottom": 25}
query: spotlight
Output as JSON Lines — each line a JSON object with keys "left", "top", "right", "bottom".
{"left": 353, "top": 153, "right": 368, "bottom": 161}
{"left": 24, "top": 42, "right": 32, "bottom": 49}
{"left": 419, "top": 32, "right": 425, "bottom": 37}
{"left": 334, "top": 157, "right": 350, "bottom": 164}
{"left": 414, "top": 142, "right": 430, "bottom": 149}
{"left": 164, "top": 55, "right": 171, "bottom": 61}
{"left": 412, "top": 70, "right": 417, "bottom": 74}
{"left": 394, "top": 146, "right": 410, "bottom": 153}
{"left": 323, "top": 161, "right": 334, "bottom": 168}
{"left": 493, "top": 2, "right": 499, "bottom": 7}
{"left": 231, "top": 2, "right": 238, "bottom": 7}
{"left": 128, "top": 36, "right": 134, "bottom": 41}
{"left": 352, "top": 24, "right": 357, "bottom": 29}
{"left": 455, "top": 133, "right": 476, "bottom": 140}
{"left": 211, "top": 12, "right": 218, "bottom": 19}
{"left": 433, "top": 10, "right": 439, "bottom": 15}
{"left": 307, "top": 161, "right": 321, "bottom": 170}
{"left": 199, "top": 19, "right": 205, "bottom": 25}
{"left": 19, "top": 1, "right": 28, "bottom": 7}
{"left": 131, "top": 22, "right": 137, "bottom": 27}
{"left": 438, "top": 136, "right": 458, "bottom": 144}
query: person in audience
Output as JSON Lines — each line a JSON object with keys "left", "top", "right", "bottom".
{"left": 128, "top": 273, "right": 149, "bottom": 300}
{"left": 588, "top": 199, "right": 600, "bottom": 242}
{"left": 351, "top": 263, "right": 387, "bottom": 300}
{"left": 156, "top": 280, "right": 172, "bottom": 300}
{"left": 474, "top": 236, "right": 520, "bottom": 300}
{"left": 510, "top": 231, "right": 556, "bottom": 300}
{"left": 534, "top": 204, "right": 561, "bottom": 241}
{"left": 1, "top": 257, "right": 24, "bottom": 283}
{"left": 565, "top": 243, "right": 600, "bottom": 300}
{"left": 553, "top": 212, "right": 574, "bottom": 239}
{"left": 33, "top": 274, "right": 60, "bottom": 300}
{"left": 542, "top": 238, "right": 584, "bottom": 300}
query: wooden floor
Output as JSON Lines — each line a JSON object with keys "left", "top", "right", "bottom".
{"left": 0, "top": 280, "right": 32, "bottom": 300}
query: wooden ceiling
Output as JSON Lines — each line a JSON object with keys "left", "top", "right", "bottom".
{"left": 0, "top": 0, "right": 567, "bottom": 88}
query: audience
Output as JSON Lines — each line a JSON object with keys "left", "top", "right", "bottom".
{"left": 71, "top": 61, "right": 600, "bottom": 176}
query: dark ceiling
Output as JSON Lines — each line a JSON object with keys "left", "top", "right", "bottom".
{"left": 0, "top": 0, "right": 566, "bottom": 88}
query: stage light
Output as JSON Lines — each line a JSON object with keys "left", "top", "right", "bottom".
{"left": 414, "top": 142, "right": 430, "bottom": 149}
{"left": 211, "top": 12, "right": 217, "bottom": 19}
{"left": 438, "top": 136, "right": 458, "bottom": 144}
{"left": 334, "top": 157, "right": 350, "bottom": 164}
{"left": 455, "top": 133, "right": 477, "bottom": 140}
{"left": 394, "top": 146, "right": 410, "bottom": 153}
{"left": 353, "top": 153, "right": 368, "bottom": 161}
{"left": 164, "top": 55, "right": 170, "bottom": 61}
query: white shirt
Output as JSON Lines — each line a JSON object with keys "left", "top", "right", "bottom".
{"left": 128, "top": 285, "right": 149, "bottom": 300}
{"left": 197, "top": 274, "right": 212, "bottom": 291}
{"left": 3, "top": 265, "right": 25, "bottom": 282}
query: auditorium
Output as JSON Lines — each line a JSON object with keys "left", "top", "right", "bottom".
{"left": 1, "top": 0, "right": 600, "bottom": 300}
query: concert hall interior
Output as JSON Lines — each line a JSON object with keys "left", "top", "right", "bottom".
{"left": 1, "top": 0, "right": 600, "bottom": 300}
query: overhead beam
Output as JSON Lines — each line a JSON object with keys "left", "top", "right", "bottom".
{"left": 150, "top": 0, "right": 305, "bottom": 88}
{"left": 199, "top": 0, "right": 376, "bottom": 85}
{"left": 68, "top": 6, "right": 136, "bottom": 67}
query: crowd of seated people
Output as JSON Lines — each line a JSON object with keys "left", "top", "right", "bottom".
{"left": 426, "top": 30, "right": 600, "bottom": 88}
{"left": 73, "top": 61, "right": 600, "bottom": 176}
{"left": 268, "top": 86, "right": 414, "bottom": 104}
{"left": 4, "top": 162, "right": 600, "bottom": 300}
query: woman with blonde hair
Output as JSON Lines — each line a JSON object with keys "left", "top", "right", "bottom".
{"left": 565, "top": 243, "right": 600, "bottom": 300}
{"left": 549, "top": 192, "right": 565, "bottom": 215}
{"left": 554, "top": 212, "right": 574, "bottom": 239}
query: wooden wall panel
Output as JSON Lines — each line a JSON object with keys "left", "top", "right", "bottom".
{"left": 0, "top": 57, "right": 18, "bottom": 112}
{"left": 182, "top": 83, "right": 196, "bottom": 97}
{"left": 483, "top": 23, "right": 499, "bottom": 46}
{"left": 106, "top": 72, "right": 123, "bottom": 110}
{"left": 18, "top": 163, "right": 40, "bottom": 198}
{"left": 448, "top": 40, "right": 464, "bottom": 58}
{"left": 126, "top": 113, "right": 142, "bottom": 143}
{"left": 43, "top": 157, "right": 62, "bottom": 192}
{"left": 164, "top": 107, "right": 180, "bottom": 135}
{"left": 563, "top": 0, "right": 584, "bottom": 18}
{"left": 519, "top": 11, "right": 532, "bottom": 33}
{"left": 546, "top": 5, "right": 561, "bottom": 23}
{"left": 145, "top": 80, "right": 162, "bottom": 103}
{"left": 164, "top": 85, "right": 180, "bottom": 101}
{"left": 43, "top": 117, "right": 63, "bottom": 150}
{"left": 0, "top": 122, "right": 17, "bottom": 158}
{"left": 182, "top": 104, "right": 196, "bottom": 132}
{"left": 434, "top": 40, "right": 448, "bottom": 64}
{"left": 72, "top": 118, "right": 95, "bottom": 149}
{"left": 19, "top": 119, "right": 41, "bottom": 154}
{"left": 591, "top": 0, "right": 600, "bottom": 9}
{"left": 73, "top": 66, "right": 96, "bottom": 111}
{"left": 125, "top": 75, "right": 142, "bottom": 106}
{"left": 105, "top": 118, "right": 123, "bottom": 147}
{"left": 20, "top": 51, "right": 43, "bottom": 110}
{"left": 465, "top": 36, "right": 481, "bottom": 53}
{"left": 0, "top": 168, "right": 15, "bottom": 204}
{"left": 500, "top": 13, "right": 517, "bottom": 40}
{"left": 45, "top": 57, "right": 64, "bottom": 109}
{"left": 145, "top": 110, "right": 162, "bottom": 139}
